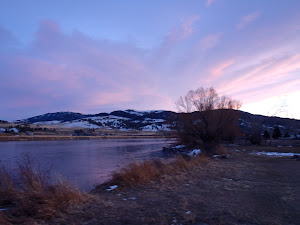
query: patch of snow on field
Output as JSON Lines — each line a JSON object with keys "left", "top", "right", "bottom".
{"left": 34, "top": 120, "right": 62, "bottom": 125}
{"left": 90, "top": 115, "right": 129, "bottom": 122}
{"left": 142, "top": 124, "right": 170, "bottom": 131}
{"left": 142, "top": 124, "right": 158, "bottom": 131}
{"left": 10, "top": 128, "right": 19, "bottom": 133}
{"left": 142, "top": 124, "right": 171, "bottom": 131}
{"left": 174, "top": 145, "right": 185, "bottom": 149}
{"left": 106, "top": 185, "right": 118, "bottom": 191}
{"left": 61, "top": 121, "right": 100, "bottom": 128}
{"left": 188, "top": 149, "right": 201, "bottom": 157}
{"left": 143, "top": 118, "right": 165, "bottom": 123}
{"left": 251, "top": 152, "right": 300, "bottom": 157}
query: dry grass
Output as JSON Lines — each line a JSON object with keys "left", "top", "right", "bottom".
{"left": 0, "top": 155, "right": 89, "bottom": 224}
{"left": 110, "top": 155, "right": 209, "bottom": 187}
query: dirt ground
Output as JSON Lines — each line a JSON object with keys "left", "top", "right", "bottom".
{"left": 37, "top": 145, "right": 300, "bottom": 225}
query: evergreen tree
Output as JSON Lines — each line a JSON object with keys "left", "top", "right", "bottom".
{"left": 263, "top": 130, "right": 270, "bottom": 139}
{"left": 272, "top": 126, "right": 282, "bottom": 139}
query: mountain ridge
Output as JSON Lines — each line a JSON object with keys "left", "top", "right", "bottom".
{"left": 15, "top": 109, "right": 300, "bottom": 134}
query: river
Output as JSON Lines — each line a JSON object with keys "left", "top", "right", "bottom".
{"left": 0, "top": 138, "right": 175, "bottom": 191}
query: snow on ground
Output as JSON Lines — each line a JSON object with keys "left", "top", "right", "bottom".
{"left": 187, "top": 149, "right": 201, "bottom": 157}
{"left": 61, "top": 121, "right": 100, "bottom": 128}
{"left": 143, "top": 118, "right": 165, "bottom": 123}
{"left": 142, "top": 124, "right": 158, "bottom": 131}
{"left": 10, "top": 128, "right": 19, "bottom": 133}
{"left": 251, "top": 151, "right": 300, "bottom": 157}
{"left": 33, "top": 120, "right": 62, "bottom": 125}
{"left": 174, "top": 145, "right": 185, "bottom": 149}
{"left": 106, "top": 185, "right": 118, "bottom": 191}
{"left": 89, "top": 115, "right": 130, "bottom": 122}
{"left": 141, "top": 123, "right": 171, "bottom": 131}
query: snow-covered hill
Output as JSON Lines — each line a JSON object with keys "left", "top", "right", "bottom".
{"left": 19, "top": 110, "right": 177, "bottom": 131}
{"left": 16, "top": 109, "right": 300, "bottom": 134}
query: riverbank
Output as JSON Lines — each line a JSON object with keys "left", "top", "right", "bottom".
{"left": 0, "top": 133, "right": 170, "bottom": 142}
{"left": 1, "top": 145, "right": 299, "bottom": 224}
{"left": 64, "top": 146, "right": 300, "bottom": 225}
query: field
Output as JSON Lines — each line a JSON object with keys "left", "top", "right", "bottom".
{"left": 0, "top": 125, "right": 166, "bottom": 142}
{"left": 1, "top": 143, "right": 299, "bottom": 225}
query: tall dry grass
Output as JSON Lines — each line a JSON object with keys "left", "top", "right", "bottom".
{"left": 0, "top": 154, "right": 88, "bottom": 224}
{"left": 110, "top": 155, "right": 209, "bottom": 187}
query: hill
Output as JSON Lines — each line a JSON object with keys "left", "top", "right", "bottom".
{"left": 13, "top": 110, "right": 300, "bottom": 136}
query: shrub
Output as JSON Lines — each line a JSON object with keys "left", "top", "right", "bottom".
{"left": 0, "top": 155, "right": 88, "bottom": 223}
{"left": 249, "top": 132, "right": 262, "bottom": 145}
{"left": 110, "top": 155, "right": 209, "bottom": 187}
{"left": 272, "top": 126, "right": 282, "bottom": 139}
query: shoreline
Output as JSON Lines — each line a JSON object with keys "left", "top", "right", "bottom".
{"left": 0, "top": 134, "right": 173, "bottom": 142}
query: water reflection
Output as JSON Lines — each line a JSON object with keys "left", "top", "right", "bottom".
{"left": 0, "top": 138, "right": 175, "bottom": 191}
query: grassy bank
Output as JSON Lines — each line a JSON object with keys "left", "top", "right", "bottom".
{"left": 1, "top": 145, "right": 300, "bottom": 224}
{"left": 0, "top": 155, "right": 89, "bottom": 224}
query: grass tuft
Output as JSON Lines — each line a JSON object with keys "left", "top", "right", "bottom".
{"left": 110, "top": 155, "right": 209, "bottom": 187}
{"left": 0, "top": 154, "right": 89, "bottom": 224}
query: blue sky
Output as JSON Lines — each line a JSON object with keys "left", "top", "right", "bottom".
{"left": 1, "top": 0, "right": 300, "bottom": 120}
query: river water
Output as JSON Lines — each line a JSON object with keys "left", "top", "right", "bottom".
{"left": 0, "top": 138, "right": 174, "bottom": 191}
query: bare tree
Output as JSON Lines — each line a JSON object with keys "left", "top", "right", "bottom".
{"left": 175, "top": 87, "right": 242, "bottom": 151}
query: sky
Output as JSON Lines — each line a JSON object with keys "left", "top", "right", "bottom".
{"left": 0, "top": 0, "right": 300, "bottom": 121}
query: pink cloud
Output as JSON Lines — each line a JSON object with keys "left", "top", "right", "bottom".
{"left": 165, "top": 15, "right": 200, "bottom": 42}
{"left": 180, "top": 15, "right": 200, "bottom": 39}
{"left": 216, "top": 54, "right": 300, "bottom": 103}
{"left": 0, "top": 19, "right": 174, "bottom": 119}
{"left": 236, "top": 11, "right": 261, "bottom": 30}
{"left": 211, "top": 59, "right": 235, "bottom": 77}
{"left": 199, "top": 33, "right": 222, "bottom": 50}
{"left": 206, "top": 0, "right": 215, "bottom": 7}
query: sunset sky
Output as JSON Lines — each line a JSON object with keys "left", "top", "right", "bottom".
{"left": 1, "top": 0, "right": 300, "bottom": 121}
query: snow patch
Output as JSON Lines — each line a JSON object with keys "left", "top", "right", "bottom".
{"left": 9, "top": 128, "right": 19, "bottom": 133}
{"left": 61, "top": 121, "right": 100, "bottom": 128}
{"left": 33, "top": 120, "right": 61, "bottom": 125}
{"left": 106, "top": 185, "right": 118, "bottom": 191}
{"left": 128, "top": 197, "right": 136, "bottom": 200}
{"left": 142, "top": 124, "right": 158, "bottom": 131}
{"left": 251, "top": 152, "right": 300, "bottom": 157}
{"left": 174, "top": 145, "right": 185, "bottom": 149}
{"left": 187, "top": 149, "right": 201, "bottom": 157}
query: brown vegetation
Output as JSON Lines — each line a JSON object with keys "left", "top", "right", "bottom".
{"left": 110, "top": 155, "right": 209, "bottom": 187}
{"left": 48, "top": 145, "right": 300, "bottom": 225}
{"left": 0, "top": 155, "right": 88, "bottom": 224}
{"left": 1, "top": 143, "right": 300, "bottom": 224}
